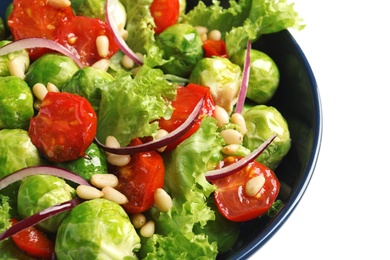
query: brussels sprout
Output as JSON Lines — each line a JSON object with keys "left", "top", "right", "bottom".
{"left": 0, "top": 129, "right": 42, "bottom": 179}
{"left": 55, "top": 142, "right": 107, "bottom": 181}
{"left": 17, "top": 174, "right": 75, "bottom": 233}
{"left": 71, "top": 0, "right": 127, "bottom": 30}
{"left": 189, "top": 57, "right": 242, "bottom": 114}
{"left": 0, "top": 76, "right": 34, "bottom": 129}
{"left": 243, "top": 105, "right": 291, "bottom": 169}
{"left": 156, "top": 23, "right": 204, "bottom": 77}
{"left": 230, "top": 49, "right": 279, "bottom": 104}
{"left": 55, "top": 199, "right": 141, "bottom": 259}
{"left": 24, "top": 53, "right": 79, "bottom": 90}
{"left": 62, "top": 66, "right": 114, "bottom": 114}
{"left": 0, "top": 40, "right": 30, "bottom": 77}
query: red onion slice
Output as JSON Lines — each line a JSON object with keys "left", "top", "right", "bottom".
{"left": 95, "top": 96, "right": 205, "bottom": 155}
{"left": 235, "top": 40, "right": 252, "bottom": 114}
{"left": 0, "top": 198, "right": 82, "bottom": 241}
{"left": 0, "top": 166, "right": 91, "bottom": 191}
{"left": 106, "top": 0, "right": 143, "bottom": 66}
{"left": 205, "top": 134, "right": 277, "bottom": 181}
{"left": 0, "top": 38, "right": 84, "bottom": 68}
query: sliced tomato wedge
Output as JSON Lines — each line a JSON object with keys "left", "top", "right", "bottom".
{"left": 203, "top": 39, "right": 228, "bottom": 58}
{"left": 28, "top": 92, "right": 97, "bottom": 163}
{"left": 56, "top": 16, "right": 119, "bottom": 66}
{"left": 10, "top": 219, "right": 55, "bottom": 260}
{"left": 158, "top": 84, "right": 215, "bottom": 151}
{"left": 7, "top": 0, "right": 75, "bottom": 60}
{"left": 150, "top": 0, "right": 180, "bottom": 34}
{"left": 211, "top": 156, "right": 280, "bottom": 222}
{"left": 113, "top": 138, "right": 165, "bottom": 214}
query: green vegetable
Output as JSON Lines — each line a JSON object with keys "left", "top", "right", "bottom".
{"left": 55, "top": 198, "right": 141, "bottom": 259}
{"left": 189, "top": 56, "right": 242, "bottom": 114}
{"left": 0, "top": 129, "right": 42, "bottom": 179}
{"left": 0, "top": 40, "right": 29, "bottom": 77}
{"left": 156, "top": 23, "right": 204, "bottom": 78}
{"left": 24, "top": 53, "right": 79, "bottom": 90}
{"left": 62, "top": 66, "right": 114, "bottom": 115}
{"left": 230, "top": 49, "right": 280, "bottom": 104}
{"left": 243, "top": 105, "right": 291, "bottom": 169}
{"left": 97, "top": 66, "right": 177, "bottom": 147}
{"left": 17, "top": 175, "right": 75, "bottom": 233}
{"left": 54, "top": 142, "right": 108, "bottom": 181}
{"left": 0, "top": 76, "right": 34, "bottom": 129}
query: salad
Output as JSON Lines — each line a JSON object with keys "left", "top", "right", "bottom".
{"left": 0, "top": 0, "right": 304, "bottom": 259}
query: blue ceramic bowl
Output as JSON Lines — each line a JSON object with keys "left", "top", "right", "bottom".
{"left": 1, "top": 1, "right": 322, "bottom": 259}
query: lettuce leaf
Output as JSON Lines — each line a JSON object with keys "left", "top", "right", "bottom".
{"left": 97, "top": 66, "right": 177, "bottom": 146}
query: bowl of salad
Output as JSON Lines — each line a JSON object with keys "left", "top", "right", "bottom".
{"left": 0, "top": 0, "right": 322, "bottom": 259}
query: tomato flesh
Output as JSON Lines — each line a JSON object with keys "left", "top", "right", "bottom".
{"left": 211, "top": 156, "right": 280, "bottom": 222}
{"left": 10, "top": 219, "right": 55, "bottom": 260}
{"left": 113, "top": 138, "right": 165, "bottom": 214}
{"left": 29, "top": 92, "right": 97, "bottom": 163}
{"left": 203, "top": 39, "right": 228, "bottom": 58}
{"left": 150, "top": 0, "right": 180, "bottom": 34}
{"left": 158, "top": 84, "right": 215, "bottom": 151}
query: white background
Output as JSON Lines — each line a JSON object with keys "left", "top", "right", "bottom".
{"left": 252, "top": 0, "right": 390, "bottom": 259}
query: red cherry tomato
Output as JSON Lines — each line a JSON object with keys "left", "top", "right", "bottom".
{"left": 29, "top": 92, "right": 97, "bottom": 163}
{"left": 158, "top": 84, "right": 215, "bottom": 151}
{"left": 10, "top": 219, "right": 55, "bottom": 260}
{"left": 211, "top": 156, "right": 280, "bottom": 222}
{"left": 150, "top": 0, "right": 180, "bottom": 34}
{"left": 7, "top": 0, "right": 75, "bottom": 60}
{"left": 56, "top": 16, "right": 119, "bottom": 66}
{"left": 113, "top": 138, "right": 165, "bottom": 214}
{"left": 202, "top": 39, "right": 228, "bottom": 58}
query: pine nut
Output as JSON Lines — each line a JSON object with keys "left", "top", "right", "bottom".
{"left": 90, "top": 173, "right": 119, "bottom": 189}
{"left": 200, "top": 33, "right": 208, "bottom": 42}
{"left": 208, "top": 30, "right": 222, "bottom": 41}
{"left": 48, "top": 0, "right": 71, "bottom": 8}
{"left": 92, "top": 59, "right": 110, "bottom": 71}
{"left": 155, "top": 129, "right": 169, "bottom": 152}
{"left": 96, "top": 35, "right": 109, "bottom": 58}
{"left": 8, "top": 58, "right": 26, "bottom": 79}
{"left": 76, "top": 185, "right": 104, "bottom": 200}
{"left": 102, "top": 186, "right": 128, "bottom": 204}
{"left": 105, "top": 135, "right": 121, "bottom": 148}
{"left": 121, "top": 55, "right": 135, "bottom": 69}
{"left": 130, "top": 213, "right": 146, "bottom": 229}
{"left": 46, "top": 82, "right": 60, "bottom": 92}
{"left": 231, "top": 113, "right": 248, "bottom": 135}
{"left": 154, "top": 188, "right": 172, "bottom": 213}
{"left": 106, "top": 153, "right": 131, "bottom": 166}
{"left": 135, "top": 52, "right": 144, "bottom": 63}
{"left": 32, "top": 83, "right": 48, "bottom": 101}
{"left": 194, "top": 26, "right": 208, "bottom": 35}
{"left": 140, "top": 220, "right": 155, "bottom": 238}
{"left": 220, "top": 129, "right": 243, "bottom": 145}
{"left": 245, "top": 175, "right": 265, "bottom": 197}
{"left": 221, "top": 144, "right": 240, "bottom": 155}
{"left": 214, "top": 105, "right": 230, "bottom": 127}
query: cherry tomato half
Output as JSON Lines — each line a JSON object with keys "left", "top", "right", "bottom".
{"left": 113, "top": 138, "right": 165, "bottom": 214}
{"left": 10, "top": 219, "right": 55, "bottom": 260}
{"left": 158, "top": 83, "right": 215, "bottom": 151}
{"left": 150, "top": 0, "right": 180, "bottom": 34}
{"left": 211, "top": 156, "right": 280, "bottom": 222}
{"left": 29, "top": 92, "right": 97, "bottom": 163}
{"left": 7, "top": 0, "right": 75, "bottom": 60}
{"left": 56, "top": 16, "right": 119, "bottom": 66}
{"left": 203, "top": 39, "right": 228, "bottom": 58}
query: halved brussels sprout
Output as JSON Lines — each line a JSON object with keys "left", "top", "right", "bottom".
{"left": 55, "top": 198, "right": 141, "bottom": 259}
{"left": 243, "top": 105, "right": 291, "bottom": 169}
{"left": 17, "top": 174, "right": 76, "bottom": 233}
{"left": 0, "top": 76, "right": 34, "bottom": 129}
{"left": 0, "top": 40, "right": 29, "bottom": 77}
{"left": 190, "top": 56, "right": 242, "bottom": 114}
{"left": 230, "top": 49, "right": 279, "bottom": 104}
{"left": 0, "top": 129, "right": 42, "bottom": 179}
